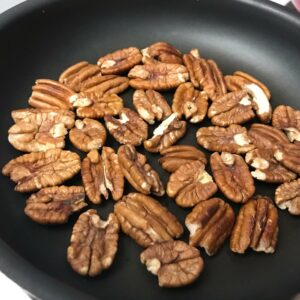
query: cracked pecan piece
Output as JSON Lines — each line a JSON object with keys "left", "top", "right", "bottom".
{"left": 118, "top": 144, "right": 164, "bottom": 196}
{"left": 67, "top": 210, "right": 119, "bottom": 276}
{"left": 172, "top": 83, "right": 208, "bottom": 123}
{"left": 159, "top": 145, "right": 207, "bottom": 173}
{"left": 230, "top": 196, "right": 278, "bottom": 254}
{"left": 167, "top": 160, "right": 217, "bottom": 207}
{"left": 210, "top": 152, "right": 255, "bottom": 203}
{"left": 196, "top": 124, "right": 254, "bottom": 154}
{"left": 69, "top": 119, "right": 106, "bottom": 152}
{"left": 144, "top": 113, "right": 186, "bottom": 153}
{"left": 2, "top": 149, "right": 81, "bottom": 192}
{"left": 24, "top": 186, "right": 87, "bottom": 224}
{"left": 133, "top": 89, "right": 172, "bottom": 124}
{"left": 8, "top": 108, "right": 74, "bottom": 152}
{"left": 128, "top": 62, "right": 189, "bottom": 91}
{"left": 185, "top": 198, "right": 235, "bottom": 255}
{"left": 140, "top": 240, "right": 204, "bottom": 288}
{"left": 114, "top": 193, "right": 183, "bottom": 247}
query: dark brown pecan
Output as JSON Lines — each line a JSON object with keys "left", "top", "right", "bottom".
{"left": 114, "top": 193, "right": 183, "bottom": 248}
{"left": 140, "top": 241, "right": 204, "bottom": 288}
{"left": 230, "top": 196, "right": 278, "bottom": 254}
{"left": 185, "top": 198, "right": 235, "bottom": 255}
{"left": 67, "top": 210, "right": 119, "bottom": 276}
{"left": 210, "top": 152, "right": 255, "bottom": 203}
{"left": 24, "top": 186, "right": 87, "bottom": 224}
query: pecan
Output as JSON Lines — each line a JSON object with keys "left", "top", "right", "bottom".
{"left": 81, "top": 148, "right": 124, "bottom": 204}
{"left": 133, "top": 89, "right": 172, "bottom": 124}
{"left": 118, "top": 145, "right": 164, "bottom": 196}
{"left": 196, "top": 124, "right": 254, "bottom": 154}
{"left": 104, "top": 108, "right": 148, "bottom": 146}
{"left": 114, "top": 193, "right": 183, "bottom": 247}
{"left": 97, "top": 47, "right": 142, "bottom": 75}
{"left": 128, "top": 62, "right": 189, "bottom": 91}
{"left": 159, "top": 145, "right": 207, "bottom": 173}
{"left": 67, "top": 210, "right": 119, "bottom": 276}
{"left": 230, "top": 196, "right": 278, "bottom": 254}
{"left": 172, "top": 83, "right": 208, "bottom": 123}
{"left": 24, "top": 186, "right": 87, "bottom": 224}
{"left": 272, "top": 105, "right": 300, "bottom": 142}
{"left": 8, "top": 108, "right": 75, "bottom": 152}
{"left": 69, "top": 119, "right": 106, "bottom": 152}
{"left": 185, "top": 198, "right": 235, "bottom": 255}
{"left": 140, "top": 241, "right": 203, "bottom": 288}
{"left": 2, "top": 149, "right": 81, "bottom": 192}
{"left": 167, "top": 161, "right": 217, "bottom": 207}
{"left": 210, "top": 152, "right": 255, "bottom": 203}
{"left": 143, "top": 113, "right": 186, "bottom": 153}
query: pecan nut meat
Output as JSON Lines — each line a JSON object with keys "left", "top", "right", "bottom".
{"left": 140, "top": 240, "right": 204, "bottom": 288}
{"left": 210, "top": 152, "right": 255, "bottom": 203}
{"left": 185, "top": 198, "right": 235, "bottom": 255}
{"left": 67, "top": 210, "right": 119, "bottom": 276}
{"left": 24, "top": 186, "right": 87, "bottom": 224}
{"left": 114, "top": 193, "right": 183, "bottom": 248}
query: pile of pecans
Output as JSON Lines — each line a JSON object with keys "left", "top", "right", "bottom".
{"left": 2, "top": 42, "right": 300, "bottom": 288}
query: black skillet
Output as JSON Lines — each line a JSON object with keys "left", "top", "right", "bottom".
{"left": 0, "top": 0, "right": 300, "bottom": 299}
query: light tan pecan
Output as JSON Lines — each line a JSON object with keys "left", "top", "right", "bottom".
{"left": 140, "top": 240, "right": 204, "bottom": 288}
{"left": 118, "top": 145, "right": 164, "bottom": 196}
{"left": 67, "top": 210, "right": 119, "bottom": 276}
{"left": 133, "top": 89, "right": 172, "bottom": 124}
{"left": 230, "top": 196, "right": 278, "bottom": 254}
{"left": 210, "top": 152, "right": 255, "bottom": 203}
{"left": 172, "top": 83, "right": 208, "bottom": 123}
{"left": 2, "top": 149, "right": 81, "bottom": 192}
{"left": 185, "top": 198, "right": 235, "bottom": 255}
{"left": 114, "top": 193, "right": 183, "bottom": 247}
{"left": 24, "top": 186, "right": 87, "bottom": 224}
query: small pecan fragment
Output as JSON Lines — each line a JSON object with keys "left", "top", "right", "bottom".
{"left": 128, "top": 63, "right": 189, "bottom": 91}
{"left": 104, "top": 108, "right": 148, "bottom": 146}
{"left": 114, "top": 193, "right": 183, "bottom": 247}
{"left": 185, "top": 198, "right": 235, "bottom": 255}
{"left": 97, "top": 47, "right": 142, "bottom": 75}
{"left": 230, "top": 196, "right": 278, "bottom": 254}
{"left": 133, "top": 89, "right": 172, "bottom": 124}
{"left": 2, "top": 149, "right": 81, "bottom": 192}
{"left": 167, "top": 161, "right": 217, "bottom": 207}
{"left": 69, "top": 119, "right": 106, "bottom": 152}
{"left": 67, "top": 210, "right": 119, "bottom": 276}
{"left": 210, "top": 152, "right": 255, "bottom": 203}
{"left": 140, "top": 240, "right": 204, "bottom": 288}
{"left": 196, "top": 125, "right": 254, "bottom": 154}
{"left": 144, "top": 113, "right": 186, "bottom": 153}
{"left": 24, "top": 186, "right": 87, "bottom": 224}
{"left": 159, "top": 145, "right": 207, "bottom": 173}
{"left": 118, "top": 145, "right": 164, "bottom": 196}
{"left": 172, "top": 83, "right": 208, "bottom": 123}
{"left": 272, "top": 105, "right": 300, "bottom": 142}
{"left": 275, "top": 179, "right": 300, "bottom": 215}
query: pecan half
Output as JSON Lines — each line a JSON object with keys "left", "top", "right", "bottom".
{"left": 114, "top": 193, "right": 183, "bottom": 247}
{"left": 196, "top": 125, "right": 254, "bottom": 154}
{"left": 2, "top": 149, "right": 81, "bottom": 192}
{"left": 230, "top": 196, "right": 278, "bottom": 254}
{"left": 67, "top": 210, "right": 119, "bottom": 276}
{"left": 140, "top": 241, "right": 204, "bottom": 288}
{"left": 143, "top": 113, "right": 186, "bottom": 153}
{"left": 210, "top": 152, "right": 255, "bottom": 203}
{"left": 24, "top": 186, "right": 87, "bottom": 224}
{"left": 167, "top": 161, "right": 217, "bottom": 207}
{"left": 185, "top": 198, "right": 235, "bottom": 255}
{"left": 118, "top": 145, "right": 164, "bottom": 196}
{"left": 133, "top": 89, "right": 172, "bottom": 124}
